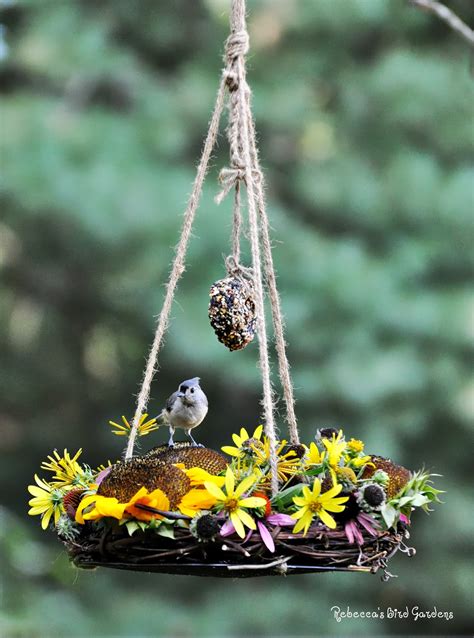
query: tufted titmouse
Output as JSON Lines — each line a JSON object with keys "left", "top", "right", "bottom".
{"left": 156, "top": 377, "right": 208, "bottom": 447}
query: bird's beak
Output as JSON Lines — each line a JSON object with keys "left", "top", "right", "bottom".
{"left": 177, "top": 392, "right": 185, "bottom": 398}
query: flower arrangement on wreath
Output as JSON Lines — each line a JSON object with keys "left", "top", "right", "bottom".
{"left": 28, "top": 417, "right": 443, "bottom": 554}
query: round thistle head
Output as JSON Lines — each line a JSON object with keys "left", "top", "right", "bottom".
{"left": 357, "top": 483, "right": 386, "bottom": 512}
{"left": 190, "top": 512, "right": 221, "bottom": 541}
{"left": 362, "top": 456, "right": 411, "bottom": 499}
{"left": 208, "top": 277, "right": 256, "bottom": 351}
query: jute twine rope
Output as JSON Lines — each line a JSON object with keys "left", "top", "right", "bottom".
{"left": 125, "top": 77, "right": 227, "bottom": 459}
{"left": 125, "top": 0, "right": 299, "bottom": 496}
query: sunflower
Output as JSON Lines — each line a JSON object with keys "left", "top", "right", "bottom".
{"left": 204, "top": 467, "right": 265, "bottom": 538}
{"left": 291, "top": 478, "right": 349, "bottom": 535}
{"left": 28, "top": 475, "right": 65, "bottom": 530}
{"left": 109, "top": 414, "right": 159, "bottom": 437}
{"left": 221, "top": 425, "right": 264, "bottom": 459}
{"left": 40, "top": 449, "right": 90, "bottom": 488}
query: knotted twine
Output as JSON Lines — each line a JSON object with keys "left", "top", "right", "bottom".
{"left": 125, "top": 0, "right": 299, "bottom": 496}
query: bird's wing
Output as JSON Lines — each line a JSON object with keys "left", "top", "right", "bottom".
{"left": 166, "top": 391, "right": 180, "bottom": 413}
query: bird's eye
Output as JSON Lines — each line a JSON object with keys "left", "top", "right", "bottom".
{"left": 190, "top": 388, "right": 195, "bottom": 393}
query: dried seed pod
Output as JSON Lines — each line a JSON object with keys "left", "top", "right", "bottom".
{"left": 208, "top": 277, "right": 256, "bottom": 351}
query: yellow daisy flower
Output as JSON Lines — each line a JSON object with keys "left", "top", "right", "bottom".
{"left": 28, "top": 475, "right": 64, "bottom": 530}
{"left": 204, "top": 467, "right": 266, "bottom": 538}
{"left": 291, "top": 478, "right": 349, "bottom": 535}
{"left": 109, "top": 414, "right": 159, "bottom": 437}
{"left": 322, "top": 431, "right": 347, "bottom": 468}
{"left": 221, "top": 425, "right": 264, "bottom": 458}
{"left": 40, "top": 449, "right": 86, "bottom": 488}
{"left": 252, "top": 438, "right": 301, "bottom": 485}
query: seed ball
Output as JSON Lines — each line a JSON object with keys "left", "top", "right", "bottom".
{"left": 209, "top": 277, "right": 256, "bottom": 351}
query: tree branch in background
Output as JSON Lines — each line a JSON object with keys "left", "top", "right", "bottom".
{"left": 409, "top": 0, "right": 474, "bottom": 47}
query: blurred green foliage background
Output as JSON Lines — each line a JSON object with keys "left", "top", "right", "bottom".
{"left": 1, "top": 0, "right": 473, "bottom": 636}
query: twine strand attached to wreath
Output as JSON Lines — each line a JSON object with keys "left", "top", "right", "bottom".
{"left": 245, "top": 100, "right": 300, "bottom": 445}
{"left": 125, "top": 76, "right": 227, "bottom": 459}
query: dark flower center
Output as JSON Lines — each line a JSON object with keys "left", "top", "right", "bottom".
{"left": 195, "top": 514, "right": 220, "bottom": 539}
{"left": 364, "top": 484, "right": 385, "bottom": 507}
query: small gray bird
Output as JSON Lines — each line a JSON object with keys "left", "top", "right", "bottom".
{"left": 156, "top": 377, "right": 208, "bottom": 447}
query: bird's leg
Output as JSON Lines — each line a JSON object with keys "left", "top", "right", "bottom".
{"left": 168, "top": 426, "right": 175, "bottom": 447}
{"left": 187, "top": 429, "right": 204, "bottom": 447}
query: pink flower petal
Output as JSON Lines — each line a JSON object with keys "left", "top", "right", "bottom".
{"left": 353, "top": 524, "right": 364, "bottom": 545}
{"left": 257, "top": 521, "right": 275, "bottom": 553}
{"left": 400, "top": 513, "right": 410, "bottom": 525}
{"left": 266, "top": 513, "right": 295, "bottom": 527}
{"left": 96, "top": 467, "right": 112, "bottom": 485}
{"left": 357, "top": 513, "right": 379, "bottom": 536}
{"left": 220, "top": 519, "right": 236, "bottom": 537}
{"left": 345, "top": 522, "right": 355, "bottom": 544}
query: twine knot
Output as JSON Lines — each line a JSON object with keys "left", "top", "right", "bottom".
{"left": 225, "top": 255, "right": 254, "bottom": 282}
{"left": 215, "top": 167, "right": 245, "bottom": 204}
{"left": 225, "top": 30, "right": 250, "bottom": 62}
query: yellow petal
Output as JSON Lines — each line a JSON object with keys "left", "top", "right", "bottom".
{"left": 238, "top": 496, "right": 266, "bottom": 508}
{"left": 204, "top": 481, "right": 226, "bottom": 501}
{"left": 292, "top": 511, "right": 312, "bottom": 535}
{"left": 320, "top": 483, "right": 343, "bottom": 500}
{"left": 225, "top": 466, "right": 235, "bottom": 496}
{"left": 293, "top": 496, "right": 307, "bottom": 507}
{"left": 311, "top": 479, "right": 322, "bottom": 498}
{"left": 236, "top": 509, "right": 256, "bottom": 530}
{"left": 41, "top": 509, "right": 52, "bottom": 530}
{"left": 291, "top": 507, "right": 308, "bottom": 520}
{"left": 221, "top": 446, "right": 241, "bottom": 457}
{"left": 230, "top": 511, "right": 246, "bottom": 538}
{"left": 318, "top": 508, "right": 337, "bottom": 529}
{"left": 234, "top": 474, "right": 256, "bottom": 499}
{"left": 254, "top": 425, "right": 263, "bottom": 440}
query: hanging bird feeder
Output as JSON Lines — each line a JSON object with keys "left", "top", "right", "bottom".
{"left": 28, "top": 0, "right": 442, "bottom": 579}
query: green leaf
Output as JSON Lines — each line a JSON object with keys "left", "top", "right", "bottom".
{"left": 125, "top": 521, "right": 140, "bottom": 536}
{"left": 381, "top": 504, "right": 397, "bottom": 529}
{"left": 156, "top": 525, "right": 175, "bottom": 540}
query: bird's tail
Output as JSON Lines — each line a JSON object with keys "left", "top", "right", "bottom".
{"left": 154, "top": 409, "right": 169, "bottom": 426}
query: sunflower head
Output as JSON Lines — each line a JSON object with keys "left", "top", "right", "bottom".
{"left": 145, "top": 444, "right": 227, "bottom": 475}
{"left": 98, "top": 457, "right": 190, "bottom": 509}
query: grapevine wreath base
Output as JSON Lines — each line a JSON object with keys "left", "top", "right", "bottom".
{"left": 63, "top": 521, "right": 408, "bottom": 579}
